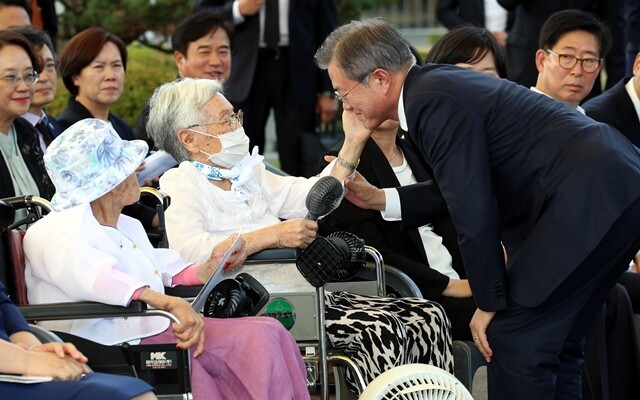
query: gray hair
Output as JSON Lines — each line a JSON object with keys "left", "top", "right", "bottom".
{"left": 146, "top": 78, "right": 224, "bottom": 162}
{"left": 315, "top": 18, "right": 414, "bottom": 82}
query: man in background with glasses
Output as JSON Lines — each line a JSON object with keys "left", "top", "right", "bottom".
{"left": 531, "top": 10, "right": 608, "bottom": 113}
{"left": 13, "top": 26, "right": 61, "bottom": 152}
{"left": 530, "top": 10, "right": 640, "bottom": 400}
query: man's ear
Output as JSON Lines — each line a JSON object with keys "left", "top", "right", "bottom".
{"left": 371, "top": 68, "right": 392, "bottom": 93}
{"left": 174, "top": 51, "right": 185, "bottom": 72}
{"left": 633, "top": 52, "right": 640, "bottom": 77}
{"left": 534, "top": 49, "right": 547, "bottom": 73}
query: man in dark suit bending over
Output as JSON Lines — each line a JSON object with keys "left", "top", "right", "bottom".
{"left": 315, "top": 18, "right": 640, "bottom": 400}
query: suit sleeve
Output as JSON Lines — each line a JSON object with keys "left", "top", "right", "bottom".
{"left": 193, "top": 0, "right": 234, "bottom": 19}
{"left": 407, "top": 92, "right": 507, "bottom": 311}
{"left": 436, "top": 0, "right": 472, "bottom": 29}
{"left": 0, "top": 283, "right": 30, "bottom": 337}
{"left": 497, "top": 0, "right": 527, "bottom": 10}
{"left": 397, "top": 181, "right": 450, "bottom": 230}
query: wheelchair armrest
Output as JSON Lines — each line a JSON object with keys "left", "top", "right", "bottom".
{"left": 245, "top": 247, "right": 302, "bottom": 263}
{"left": 18, "top": 300, "right": 148, "bottom": 321}
{"left": 164, "top": 285, "right": 202, "bottom": 298}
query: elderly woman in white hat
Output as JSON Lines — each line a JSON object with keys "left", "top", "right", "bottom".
{"left": 23, "top": 118, "right": 310, "bottom": 400}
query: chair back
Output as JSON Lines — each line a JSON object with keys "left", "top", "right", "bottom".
{"left": 8, "top": 229, "right": 27, "bottom": 305}
{"left": 0, "top": 195, "right": 51, "bottom": 304}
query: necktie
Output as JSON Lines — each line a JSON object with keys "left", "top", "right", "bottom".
{"left": 35, "top": 120, "right": 53, "bottom": 146}
{"left": 265, "top": 0, "right": 280, "bottom": 50}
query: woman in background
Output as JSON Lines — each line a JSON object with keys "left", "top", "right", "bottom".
{"left": 0, "top": 30, "right": 54, "bottom": 229}
{"left": 57, "top": 27, "right": 157, "bottom": 229}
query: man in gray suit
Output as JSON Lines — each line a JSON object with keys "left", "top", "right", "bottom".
{"left": 315, "top": 18, "right": 640, "bottom": 400}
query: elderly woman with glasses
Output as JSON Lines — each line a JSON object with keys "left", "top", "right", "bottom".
{"left": 145, "top": 77, "right": 454, "bottom": 395}
{"left": 24, "top": 119, "right": 311, "bottom": 400}
{"left": 0, "top": 31, "right": 55, "bottom": 229}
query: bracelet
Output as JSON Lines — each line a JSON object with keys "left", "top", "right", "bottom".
{"left": 336, "top": 155, "right": 359, "bottom": 171}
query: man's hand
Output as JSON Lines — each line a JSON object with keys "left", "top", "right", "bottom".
{"left": 470, "top": 309, "right": 496, "bottom": 362}
{"left": 316, "top": 94, "right": 338, "bottom": 123}
{"left": 491, "top": 31, "right": 508, "bottom": 47}
{"left": 329, "top": 167, "right": 386, "bottom": 211}
{"left": 238, "top": 0, "right": 265, "bottom": 16}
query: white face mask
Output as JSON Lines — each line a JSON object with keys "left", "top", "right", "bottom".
{"left": 192, "top": 127, "right": 250, "bottom": 168}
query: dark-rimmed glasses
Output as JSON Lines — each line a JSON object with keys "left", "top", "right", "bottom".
{"left": 1, "top": 70, "right": 38, "bottom": 88}
{"left": 545, "top": 49, "right": 601, "bottom": 73}
{"left": 185, "top": 110, "right": 244, "bottom": 132}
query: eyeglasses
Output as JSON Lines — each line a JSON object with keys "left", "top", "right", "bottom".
{"left": 0, "top": 70, "right": 38, "bottom": 88}
{"left": 334, "top": 80, "right": 362, "bottom": 103}
{"left": 186, "top": 110, "right": 244, "bottom": 132}
{"left": 545, "top": 49, "right": 601, "bottom": 73}
{"left": 42, "top": 61, "right": 59, "bottom": 74}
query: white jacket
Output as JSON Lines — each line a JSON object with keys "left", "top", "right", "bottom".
{"left": 24, "top": 203, "right": 190, "bottom": 345}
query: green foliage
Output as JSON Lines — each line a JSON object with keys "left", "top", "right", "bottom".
{"left": 59, "top": 0, "right": 192, "bottom": 43}
{"left": 47, "top": 43, "right": 176, "bottom": 127}
{"left": 336, "top": 0, "right": 397, "bottom": 25}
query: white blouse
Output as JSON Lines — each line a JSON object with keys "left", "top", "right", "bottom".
{"left": 160, "top": 161, "right": 320, "bottom": 264}
{"left": 24, "top": 203, "right": 190, "bottom": 345}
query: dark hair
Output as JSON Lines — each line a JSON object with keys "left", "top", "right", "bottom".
{"left": 172, "top": 10, "right": 233, "bottom": 55}
{"left": 0, "top": 30, "right": 42, "bottom": 72}
{"left": 539, "top": 9, "right": 611, "bottom": 58}
{"left": 59, "top": 27, "right": 127, "bottom": 97}
{"left": 0, "top": 0, "right": 31, "bottom": 18}
{"left": 10, "top": 26, "right": 55, "bottom": 57}
{"left": 426, "top": 26, "right": 507, "bottom": 78}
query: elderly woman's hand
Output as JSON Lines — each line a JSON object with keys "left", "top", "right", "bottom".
{"left": 197, "top": 234, "right": 248, "bottom": 281}
{"left": 273, "top": 219, "right": 318, "bottom": 249}
{"left": 166, "top": 296, "right": 206, "bottom": 357}
{"left": 342, "top": 109, "right": 374, "bottom": 145}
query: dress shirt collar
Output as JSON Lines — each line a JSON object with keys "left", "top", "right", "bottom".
{"left": 625, "top": 77, "right": 640, "bottom": 125}
{"left": 530, "top": 86, "right": 585, "bottom": 114}
{"left": 22, "top": 110, "right": 47, "bottom": 127}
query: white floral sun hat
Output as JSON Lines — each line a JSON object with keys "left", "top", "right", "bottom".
{"left": 45, "top": 118, "right": 148, "bottom": 211}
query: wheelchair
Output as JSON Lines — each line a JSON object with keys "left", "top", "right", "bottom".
{"left": 0, "top": 195, "right": 193, "bottom": 400}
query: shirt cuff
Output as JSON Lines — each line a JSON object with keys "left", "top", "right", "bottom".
{"left": 233, "top": 0, "right": 246, "bottom": 24}
{"left": 171, "top": 263, "right": 201, "bottom": 286}
{"left": 381, "top": 188, "right": 402, "bottom": 221}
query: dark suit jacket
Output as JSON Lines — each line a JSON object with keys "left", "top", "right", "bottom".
{"left": 583, "top": 77, "right": 640, "bottom": 147}
{"left": 194, "top": 0, "right": 336, "bottom": 106}
{"left": 57, "top": 96, "right": 135, "bottom": 141}
{"left": 0, "top": 117, "right": 55, "bottom": 229}
{"left": 320, "top": 137, "right": 465, "bottom": 299}
{"left": 436, "top": 0, "right": 514, "bottom": 31}
{"left": 400, "top": 64, "right": 640, "bottom": 311}
{"left": 44, "top": 112, "right": 63, "bottom": 138}
{"left": 497, "top": 0, "right": 625, "bottom": 89}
